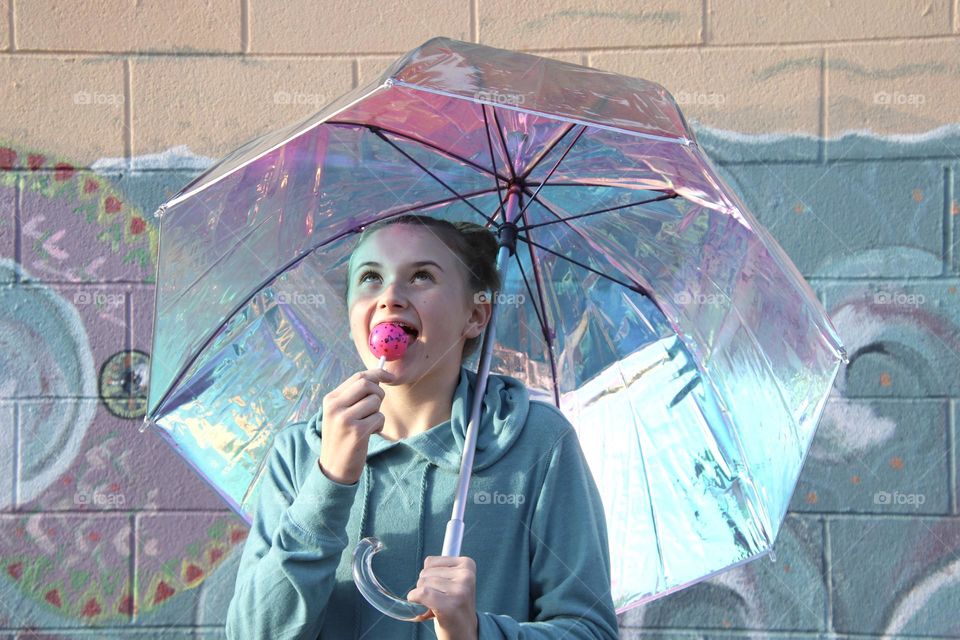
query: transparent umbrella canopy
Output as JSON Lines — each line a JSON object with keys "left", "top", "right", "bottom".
{"left": 141, "top": 37, "right": 847, "bottom": 614}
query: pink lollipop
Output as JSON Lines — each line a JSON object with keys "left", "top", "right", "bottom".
{"left": 368, "top": 322, "right": 411, "bottom": 363}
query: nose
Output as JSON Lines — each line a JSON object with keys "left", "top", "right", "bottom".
{"left": 377, "top": 278, "right": 409, "bottom": 311}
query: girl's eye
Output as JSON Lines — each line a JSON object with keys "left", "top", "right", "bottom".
{"left": 358, "top": 270, "right": 434, "bottom": 284}
{"left": 412, "top": 270, "right": 434, "bottom": 281}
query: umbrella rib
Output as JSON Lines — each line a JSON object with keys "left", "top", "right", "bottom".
{"left": 371, "top": 128, "right": 498, "bottom": 226}
{"left": 491, "top": 107, "right": 517, "bottom": 181}
{"left": 516, "top": 191, "right": 679, "bottom": 232}
{"left": 517, "top": 188, "right": 661, "bottom": 302}
{"left": 515, "top": 233, "right": 654, "bottom": 300}
{"left": 518, "top": 122, "right": 578, "bottom": 182}
{"left": 517, "top": 202, "right": 561, "bottom": 407}
{"left": 481, "top": 104, "right": 508, "bottom": 222}
{"left": 509, "top": 244, "right": 549, "bottom": 356}
{"left": 327, "top": 120, "right": 508, "bottom": 182}
{"left": 516, "top": 125, "right": 587, "bottom": 220}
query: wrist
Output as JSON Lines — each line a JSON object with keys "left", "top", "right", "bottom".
{"left": 317, "top": 459, "right": 360, "bottom": 485}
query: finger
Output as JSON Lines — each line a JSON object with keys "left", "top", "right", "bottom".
{"left": 423, "top": 555, "right": 475, "bottom": 571}
{"left": 418, "top": 571, "right": 456, "bottom": 582}
{"left": 410, "top": 609, "right": 435, "bottom": 623}
{"left": 361, "top": 367, "right": 396, "bottom": 385}
{"left": 341, "top": 394, "right": 383, "bottom": 422}
{"left": 406, "top": 586, "right": 442, "bottom": 613}
{"left": 335, "top": 377, "right": 386, "bottom": 408}
{"left": 355, "top": 411, "right": 386, "bottom": 436}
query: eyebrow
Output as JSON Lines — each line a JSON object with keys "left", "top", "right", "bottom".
{"left": 355, "top": 260, "right": 444, "bottom": 272}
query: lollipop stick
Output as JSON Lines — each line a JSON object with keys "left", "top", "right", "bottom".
{"left": 377, "top": 354, "right": 386, "bottom": 369}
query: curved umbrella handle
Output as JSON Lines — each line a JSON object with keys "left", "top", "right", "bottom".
{"left": 352, "top": 536, "right": 429, "bottom": 621}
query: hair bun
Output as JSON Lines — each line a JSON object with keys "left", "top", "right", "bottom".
{"left": 453, "top": 221, "right": 499, "bottom": 262}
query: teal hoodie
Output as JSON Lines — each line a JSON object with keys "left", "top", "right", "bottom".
{"left": 225, "top": 365, "right": 619, "bottom": 639}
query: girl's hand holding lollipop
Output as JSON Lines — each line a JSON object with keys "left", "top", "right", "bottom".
{"left": 317, "top": 321, "right": 410, "bottom": 484}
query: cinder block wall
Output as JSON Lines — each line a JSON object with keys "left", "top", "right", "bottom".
{"left": 1, "top": 1, "right": 958, "bottom": 637}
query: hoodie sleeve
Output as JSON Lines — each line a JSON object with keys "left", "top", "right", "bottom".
{"left": 476, "top": 424, "right": 620, "bottom": 639}
{"left": 225, "top": 426, "right": 360, "bottom": 640}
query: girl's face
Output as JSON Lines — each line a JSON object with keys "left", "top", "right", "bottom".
{"left": 346, "top": 224, "right": 488, "bottom": 383}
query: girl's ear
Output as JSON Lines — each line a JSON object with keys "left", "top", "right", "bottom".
{"left": 464, "top": 295, "right": 493, "bottom": 339}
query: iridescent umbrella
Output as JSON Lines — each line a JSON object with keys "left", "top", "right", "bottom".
{"left": 141, "top": 37, "right": 847, "bottom": 616}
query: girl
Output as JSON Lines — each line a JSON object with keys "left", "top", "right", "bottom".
{"left": 225, "top": 215, "right": 619, "bottom": 639}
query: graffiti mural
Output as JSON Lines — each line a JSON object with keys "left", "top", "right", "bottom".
{"left": 1, "top": 118, "right": 959, "bottom": 636}
{"left": 0, "top": 144, "right": 245, "bottom": 632}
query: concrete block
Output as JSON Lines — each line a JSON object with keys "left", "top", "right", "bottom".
{"left": 15, "top": 0, "right": 240, "bottom": 53}
{"left": 18, "top": 169, "right": 155, "bottom": 283}
{"left": 715, "top": 160, "right": 945, "bottom": 278}
{"left": 824, "top": 281, "right": 960, "bottom": 396}
{"left": 479, "top": 0, "right": 701, "bottom": 49}
{"left": 591, "top": 46, "right": 821, "bottom": 138}
{"left": 250, "top": 0, "right": 469, "bottom": 54}
{"left": 710, "top": 0, "right": 951, "bottom": 43}
{"left": 132, "top": 56, "right": 352, "bottom": 159}
{"left": 826, "top": 39, "right": 960, "bottom": 151}
{"left": 790, "top": 398, "right": 950, "bottom": 515}
{"left": 132, "top": 512, "right": 247, "bottom": 625}
{"left": 18, "top": 398, "right": 225, "bottom": 512}
{"left": 0, "top": 56, "right": 125, "bottom": 167}
{"left": 0, "top": 512, "right": 132, "bottom": 625}
{"left": 830, "top": 516, "right": 960, "bottom": 635}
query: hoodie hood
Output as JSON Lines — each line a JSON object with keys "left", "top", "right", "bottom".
{"left": 303, "top": 365, "right": 530, "bottom": 472}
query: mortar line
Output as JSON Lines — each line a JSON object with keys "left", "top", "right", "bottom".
{"left": 35, "top": 35, "right": 960, "bottom": 56}
{"left": 11, "top": 34, "right": 960, "bottom": 58}
{"left": 819, "top": 48, "right": 828, "bottom": 164}
{"left": 950, "top": 399, "right": 957, "bottom": 515}
{"left": 7, "top": 0, "right": 14, "bottom": 50}
{"left": 946, "top": 165, "right": 955, "bottom": 275}
{"left": 823, "top": 516, "right": 833, "bottom": 633}
{"left": 12, "top": 403, "right": 18, "bottom": 509}
{"left": 127, "top": 512, "right": 135, "bottom": 622}
{"left": 131, "top": 512, "right": 139, "bottom": 622}
{"left": 123, "top": 58, "right": 132, "bottom": 168}
{"left": 241, "top": 0, "right": 249, "bottom": 53}
{"left": 351, "top": 58, "right": 359, "bottom": 89}
{"left": 13, "top": 174, "right": 20, "bottom": 283}
{"left": 470, "top": 0, "right": 478, "bottom": 42}
{"left": 702, "top": 0, "right": 709, "bottom": 45}
{"left": 125, "top": 288, "right": 132, "bottom": 353}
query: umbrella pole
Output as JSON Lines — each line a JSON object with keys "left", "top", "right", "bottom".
{"left": 351, "top": 187, "right": 522, "bottom": 621}
{"left": 441, "top": 185, "right": 521, "bottom": 557}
